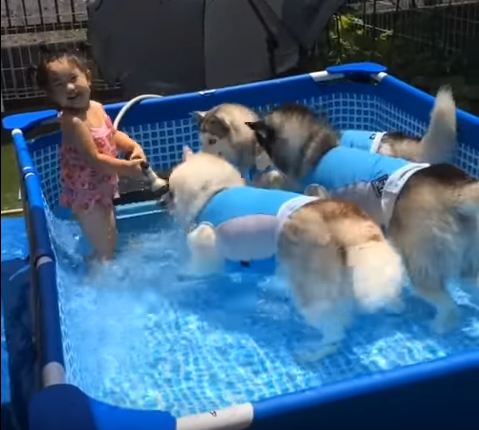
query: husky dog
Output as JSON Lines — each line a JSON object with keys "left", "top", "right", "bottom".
{"left": 193, "top": 103, "right": 288, "bottom": 189}
{"left": 166, "top": 148, "right": 403, "bottom": 358}
{"left": 247, "top": 104, "right": 479, "bottom": 333}
{"left": 339, "top": 87, "right": 457, "bottom": 164}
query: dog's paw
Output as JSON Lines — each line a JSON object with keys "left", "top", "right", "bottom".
{"left": 254, "top": 170, "right": 284, "bottom": 189}
{"left": 304, "top": 184, "right": 329, "bottom": 199}
{"left": 187, "top": 224, "right": 223, "bottom": 275}
{"left": 267, "top": 171, "right": 286, "bottom": 189}
{"left": 188, "top": 223, "right": 217, "bottom": 249}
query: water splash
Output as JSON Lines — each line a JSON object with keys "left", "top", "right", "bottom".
{"left": 49, "top": 211, "right": 479, "bottom": 416}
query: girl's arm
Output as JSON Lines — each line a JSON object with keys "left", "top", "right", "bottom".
{"left": 63, "top": 116, "right": 143, "bottom": 177}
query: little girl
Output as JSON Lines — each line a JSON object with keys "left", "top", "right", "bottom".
{"left": 34, "top": 49, "right": 154, "bottom": 261}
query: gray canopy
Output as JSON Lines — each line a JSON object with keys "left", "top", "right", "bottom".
{"left": 87, "top": 0, "right": 347, "bottom": 96}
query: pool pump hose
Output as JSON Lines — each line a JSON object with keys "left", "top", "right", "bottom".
{"left": 113, "top": 94, "right": 170, "bottom": 202}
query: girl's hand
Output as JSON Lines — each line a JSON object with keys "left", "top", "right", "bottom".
{"left": 129, "top": 144, "right": 146, "bottom": 162}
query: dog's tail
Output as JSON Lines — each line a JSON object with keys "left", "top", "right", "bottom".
{"left": 420, "top": 86, "right": 457, "bottom": 164}
{"left": 347, "top": 239, "right": 404, "bottom": 313}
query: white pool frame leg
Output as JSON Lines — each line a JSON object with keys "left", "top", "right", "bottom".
{"left": 42, "top": 362, "right": 66, "bottom": 387}
{"left": 176, "top": 403, "right": 253, "bottom": 430}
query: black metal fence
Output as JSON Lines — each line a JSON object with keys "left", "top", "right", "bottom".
{"left": 346, "top": 0, "right": 478, "bottom": 55}
{"left": 1, "top": 0, "right": 478, "bottom": 110}
{"left": 1, "top": 0, "right": 118, "bottom": 110}
{"left": 1, "top": 0, "right": 87, "bottom": 32}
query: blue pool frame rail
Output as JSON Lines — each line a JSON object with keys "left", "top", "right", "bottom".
{"left": 251, "top": 350, "right": 479, "bottom": 430}
{"left": 12, "top": 129, "right": 63, "bottom": 381}
{"left": 3, "top": 61, "right": 479, "bottom": 151}
{"left": 3, "top": 62, "right": 479, "bottom": 429}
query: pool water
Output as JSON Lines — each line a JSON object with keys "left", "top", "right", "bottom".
{"left": 50, "top": 205, "right": 479, "bottom": 417}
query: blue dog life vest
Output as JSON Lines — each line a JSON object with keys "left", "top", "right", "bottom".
{"left": 339, "top": 130, "right": 387, "bottom": 153}
{"left": 302, "top": 146, "right": 429, "bottom": 227}
{"left": 195, "top": 187, "right": 317, "bottom": 263}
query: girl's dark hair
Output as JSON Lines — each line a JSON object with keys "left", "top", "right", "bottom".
{"left": 30, "top": 43, "right": 91, "bottom": 90}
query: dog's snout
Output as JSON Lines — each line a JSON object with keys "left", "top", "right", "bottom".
{"left": 208, "top": 138, "right": 217, "bottom": 145}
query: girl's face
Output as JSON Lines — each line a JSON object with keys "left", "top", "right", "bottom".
{"left": 46, "top": 58, "right": 91, "bottom": 110}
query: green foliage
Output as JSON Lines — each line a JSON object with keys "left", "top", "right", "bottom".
{"left": 327, "top": 14, "right": 393, "bottom": 65}
{"left": 302, "top": 12, "right": 478, "bottom": 113}
{"left": 320, "top": 13, "right": 478, "bottom": 84}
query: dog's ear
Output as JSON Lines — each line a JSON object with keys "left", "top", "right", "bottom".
{"left": 192, "top": 111, "right": 207, "bottom": 123}
{"left": 209, "top": 114, "right": 230, "bottom": 135}
{"left": 182, "top": 146, "right": 194, "bottom": 161}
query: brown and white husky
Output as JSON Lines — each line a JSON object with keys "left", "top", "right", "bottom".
{"left": 164, "top": 147, "right": 404, "bottom": 358}
{"left": 247, "top": 103, "right": 478, "bottom": 334}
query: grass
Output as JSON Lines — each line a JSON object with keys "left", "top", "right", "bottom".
{"left": 1, "top": 143, "right": 21, "bottom": 212}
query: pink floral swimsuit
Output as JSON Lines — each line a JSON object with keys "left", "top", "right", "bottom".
{"left": 59, "top": 113, "right": 119, "bottom": 213}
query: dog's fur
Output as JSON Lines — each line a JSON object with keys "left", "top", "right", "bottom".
{"left": 377, "top": 87, "right": 457, "bottom": 163}
{"left": 193, "top": 103, "right": 288, "bottom": 189}
{"left": 247, "top": 104, "right": 479, "bottom": 333}
{"left": 167, "top": 148, "right": 403, "bottom": 358}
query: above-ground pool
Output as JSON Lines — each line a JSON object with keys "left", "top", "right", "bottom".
{"left": 3, "top": 62, "right": 479, "bottom": 430}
